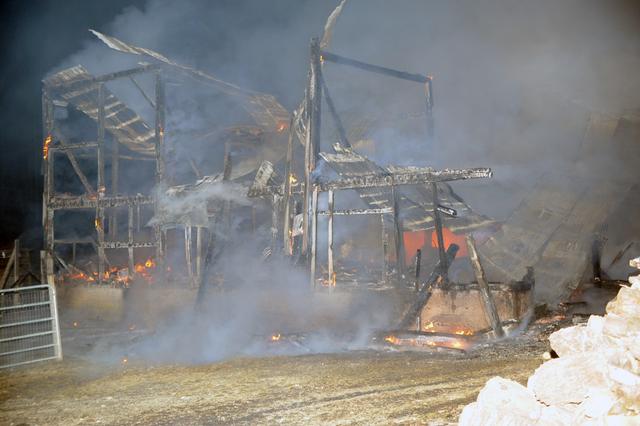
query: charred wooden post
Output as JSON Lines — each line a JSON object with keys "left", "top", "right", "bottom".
{"left": 13, "top": 239, "right": 19, "bottom": 285}
{"left": 154, "top": 72, "right": 166, "bottom": 273}
{"left": 327, "top": 189, "right": 335, "bottom": 284}
{"left": 271, "top": 194, "right": 281, "bottom": 253}
{"left": 309, "top": 186, "right": 319, "bottom": 288}
{"left": 185, "top": 226, "right": 194, "bottom": 287}
{"left": 127, "top": 205, "right": 135, "bottom": 275}
{"left": 424, "top": 77, "right": 434, "bottom": 144}
{"left": 431, "top": 182, "right": 448, "bottom": 277}
{"left": 381, "top": 214, "right": 388, "bottom": 283}
{"left": 392, "top": 186, "right": 405, "bottom": 276}
{"left": 466, "top": 234, "right": 505, "bottom": 338}
{"left": 42, "top": 88, "right": 55, "bottom": 278}
{"left": 96, "top": 83, "right": 106, "bottom": 284}
{"left": 222, "top": 142, "right": 233, "bottom": 230}
{"left": 303, "top": 37, "right": 322, "bottom": 257}
{"left": 397, "top": 243, "right": 459, "bottom": 330}
{"left": 109, "top": 138, "right": 119, "bottom": 239}
{"left": 414, "top": 249, "right": 422, "bottom": 292}
{"left": 195, "top": 226, "right": 203, "bottom": 285}
{"left": 282, "top": 116, "right": 295, "bottom": 254}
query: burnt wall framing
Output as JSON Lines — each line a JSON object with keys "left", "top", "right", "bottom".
{"left": 42, "top": 65, "right": 166, "bottom": 286}
{"left": 283, "top": 38, "right": 490, "bottom": 288}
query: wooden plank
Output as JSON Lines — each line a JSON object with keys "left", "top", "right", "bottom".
{"left": 466, "top": 234, "right": 505, "bottom": 338}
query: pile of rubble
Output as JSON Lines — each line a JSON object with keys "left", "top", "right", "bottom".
{"left": 459, "top": 257, "right": 640, "bottom": 425}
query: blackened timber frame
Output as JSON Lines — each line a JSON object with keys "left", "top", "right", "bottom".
{"left": 42, "top": 64, "right": 166, "bottom": 286}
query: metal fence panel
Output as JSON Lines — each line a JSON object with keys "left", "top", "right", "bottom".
{"left": 0, "top": 284, "right": 62, "bottom": 369}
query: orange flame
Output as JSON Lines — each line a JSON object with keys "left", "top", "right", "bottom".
{"left": 43, "top": 135, "right": 52, "bottom": 159}
{"left": 271, "top": 333, "right": 281, "bottom": 342}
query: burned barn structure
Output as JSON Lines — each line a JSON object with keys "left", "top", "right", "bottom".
{"left": 35, "top": 29, "right": 543, "bottom": 349}
{"left": 36, "top": 26, "right": 636, "bottom": 351}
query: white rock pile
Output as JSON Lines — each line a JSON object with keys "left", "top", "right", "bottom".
{"left": 459, "top": 257, "right": 640, "bottom": 425}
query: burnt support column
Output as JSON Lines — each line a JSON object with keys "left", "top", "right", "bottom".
{"left": 392, "top": 186, "right": 405, "bottom": 276}
{"left": 109, "top": 139, "right": 119, "bottom": 239}
{"left": 42, "top": 88, "right": 55, "bottom": 280}
{"left": 466, "top": 234, "right": 505, "bottom": 338}
{"left": 195, "top": 226, "right": 203, "bottom": 286}
{"left": 271, "top": 194, "right": 281, "bottom": 253}
{"left": 425, "top": 77, "right": 434, "bottom": 145}
{"left": 431, "top": 182, "right": 448, "bottom": 278}
{"left": 309, "top": 186, "right": 319, "bottom": 288}
{"left": 127, "top": 205, "right": 135, "bottom": 276}
{"left": 327, "top": 189, "right": 335, "bottom": 285}
{"left": 283, "top": 117, "right": 294, "bottom": 254}
{"left": 96, "top": 83, "right": 106, "bottom": 285}
{"left": 381, "top": 214, "right": 388, "bottom": 283}
{"left": 414, "top": 249, "right": 422, "bottom": 292}
{"left": 185, "top": 225, "right": 193, "bottom": 287}
{"left": 154, "top": 72, "right": 166, "bottom": 273}
{"left": 303, "top": 37, "right": 322, "bottom": 258}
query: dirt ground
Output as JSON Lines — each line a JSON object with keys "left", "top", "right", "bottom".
{"left": 0, "top": 340, "right": 545, "bottom": 426}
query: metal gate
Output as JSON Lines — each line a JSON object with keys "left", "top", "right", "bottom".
{"left": 0, "top": 284, "right": 62, "bottom": 369}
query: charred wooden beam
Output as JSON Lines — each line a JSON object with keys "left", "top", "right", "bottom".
{"left": 320, "top": 50, "right": 431, "bottom": 84}
{"left": 397, "top": 243, "right": 459, "bottom": 330}
{"left": 424, "top": 78, "right": 434, "bottom": 143}
{"left": 100, "top": 241, "right": 157, "bottom": 249}
{"left": 129, "top": 76, "right": 156, "bottom": 109}
{"left": 46, "top": 64, "right": 161, "bottom": 88}
{"left": 50, "top": 142, "right": 99, "bottom": 151}
{"left": 316, "top": 167, "right": 492, "bottom": 191}
{"left": 466, "top": 235, "right": 505, "bottom": 338}
{"left": 317, "top": 207, "right": 392, "bottom": 216}
{"left": 49, "top": 195, "right": 153, "bottom": 210}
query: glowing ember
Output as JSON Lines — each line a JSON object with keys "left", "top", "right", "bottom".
{"left": 271, "top": 333, "right": 281, "bottom": 342}
{"left": 276, "top": 121, "right": 288, "bottom": 132}
{"left": 42, "top": 135, "right": 52, "bottom": 159}
{"left": 121, "top": 357, "right": 128, "bottom": 365}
